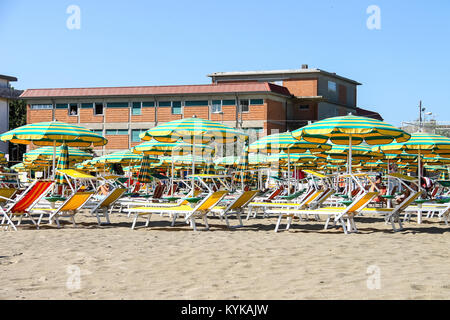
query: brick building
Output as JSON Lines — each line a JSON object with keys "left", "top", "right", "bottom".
{"left": 22, "top": 66, "right": 381, "bottom": 155}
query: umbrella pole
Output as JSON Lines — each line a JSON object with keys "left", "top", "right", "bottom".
{"left": 171, "top": 149, "right": 174, "bottom": 193}
{"left": 288, "top": 150, "right": 291, "bottom": 195}
{"left": 52, "top": 140, "right": 56, "bottom": 179}
{"left": 348, "top": 134, "right": 353, "bottom": 197}
{"left": 192, "top": 138, "right": 195, "bottom": 193}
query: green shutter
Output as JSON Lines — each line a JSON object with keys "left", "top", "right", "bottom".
{"left": 250, "top": 99, "right": 264, "bottom": 105}
{"left": 185, "top": 100, "right": 209, "bottom": 107}
{"left": 222, "top": 100, "right": 236, "bottom": 106}
{"left": 107, "top": 102, "right": 129, "bottom": 108}
{"left": 159, "top": 101, "right": 171, "bottom": 107}
{"left": 142, "top": 102, "right": 155, "bottom": 107}
{"left": 56, "top": 104, "right": 68, "bottom": 109}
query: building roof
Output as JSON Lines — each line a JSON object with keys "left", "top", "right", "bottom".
{"left": 0, "top": 74, "right": 18, "bottom": 82}
{"left": 208, "top": 68, "right": 362, "bottom": 85}
{"left": 354, "top": 107, "right": 383, "bottom": 121}
{"left": 0, "top": 88, "right": 23, "bottom": 99}
{"left": 20, "top": 82, "right": 292, "bottom": 99}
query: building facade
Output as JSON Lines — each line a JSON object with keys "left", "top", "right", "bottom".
{"left": 22, "top": 66, "right": 381, "bottom": 155}
{"left": 0, "top": 74, "right": 21, "bottom": 156}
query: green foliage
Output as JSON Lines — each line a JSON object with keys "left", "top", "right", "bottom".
{"left": 9, "top": 99, "right": 27, "bottom": 129}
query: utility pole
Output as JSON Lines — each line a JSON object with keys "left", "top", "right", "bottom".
{"left": 418, "top": 100, "right": 423, "bottom": 132}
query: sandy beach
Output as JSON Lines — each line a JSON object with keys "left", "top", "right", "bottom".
{"left": 0, "top": 210, "right": 449, "bottom": 300}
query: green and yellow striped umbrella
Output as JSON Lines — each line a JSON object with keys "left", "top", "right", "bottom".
{"left": 139, "top": 117, "right": 248, "bottom": 144}
{"left": 98, "top": 150, "right": 156, "bottom": 165}
{"left": 24, "top": 146, "right": 93, "bottom": 162}
{"left": 377, "top": 133, "right": 450, "bottom": 156}
{"left": 234, "top": 145, "right": 251, "bottom": 187}
{"left": 248, "top": 132, "right": 331, "bottom": 154}
{"left": 439, "top": 170, "right": 449, "bottom": 180}
{"left": 55, "top": 143, "right": 69, "bottom": 185}
{"left": 137, "top": 155, "right": 153, "bottom": 183}
{"left": 292, "top": 115, "right": 411, "bottom": 145}
{"left": 132, "top": 141, "right": 215, "bottom": 156}
{"left": 267, "top": 151, "right": 327, "bottom": 164}
{"left": 0, "top": 121, "right": 108, "bottom": 147}
{"left": 326, "top": 144, "right": 383, "bottom": 161}
{"left": 214, "top": 156, "right": 239, "bottom": 167}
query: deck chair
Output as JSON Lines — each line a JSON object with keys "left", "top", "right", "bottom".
{"left": 255, "top": 186, "right": 284, "bottom": 202}
{"left": 362, "top": 191, "right": 421, "bottom": 231}
{"left": 32, "top": 191, "right": 95, "bottom": 228}
{"left": 127, "top": 190, "right": 228, "bottom": 231}
{"left": 267, "top": 192, "right": 379, "bottom": 233}
{"left": 247, "top": 187, "right": 324, "bottom": 220}
{"left": 0, "top": 188, "right": 18, "bottom": 205}
{"left": 90, "top": 187, "right": 127, "bottom": 225}
{"left": 210, "top": 190, "right": 259, "bottom": 228}
{"left": 0, "top": 180, "right": 54, "bottom": 230}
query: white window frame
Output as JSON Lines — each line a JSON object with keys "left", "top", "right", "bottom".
{"left": 30, "top": 104, "right": 53, "bottom": 110}
{"left": 68, "top": 103, "right": 79, "bottom": 116}
{"left": 239, "top": 99, "right": 250, "bottom": 113}
{"left": 211, "top": 100, "right": 223, "bottom": 114}
{"left": 94, "top": 102, "right": 104, "bottom": 116}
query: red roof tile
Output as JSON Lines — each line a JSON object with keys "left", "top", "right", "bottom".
{"left": 20, "top": 82, "right": 292, "bottom": 98}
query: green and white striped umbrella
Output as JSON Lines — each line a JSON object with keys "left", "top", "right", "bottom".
{"left": 98, "top": 150, "right": 157, "bottom": 165}
{"left": 292, "top": 115, "right": 411, "bottom": 145}
{"left": 55, "top": 143, "right": 69, "bottom": 185}
{"left": 137, "top": 155, "right": 153, "bottom": 183}
{"left": 24, "top": 146, "right": 93, "bottom": 162}
{"left": 0, "top": 121, "right": 108, "bottom": 147}
{"left": 326, "top": 144, "right": 383, "bottom": 161}
{"left": 377, "top": 133, "right": 450, "bottom": 156}
{"left": 248, "top": 132, "right": 331, "bottom": 154}
{"left": 139, "top": 117, "right": 248, "bottom": 144}
{"left": 132, "top": 141, "right": 215, "bottom": 156}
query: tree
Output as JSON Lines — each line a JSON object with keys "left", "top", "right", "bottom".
{"left": 8, "top": 99, "right": 27, "bottom": 163}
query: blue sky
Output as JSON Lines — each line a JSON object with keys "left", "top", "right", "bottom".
{"left": 1, "top": 0, "right": 449, "bottom": 126}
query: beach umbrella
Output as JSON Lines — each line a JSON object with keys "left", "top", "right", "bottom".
{"left": 55, "top": 143, "right": 69, "bottom": 185}
{"left": 0, "top": 121, "right": 107, "bottom": 178}
{"left": 377, "top": 133, "right": 450, "bottom": 194}
{"left": 98, "top": 150, "right": 147, "bottom": 165}
{"left": 137, "top": 155, "right": 153, "bottom": 184}
{"left": 249, "top": 132, "right": 331, "bottom": 194}
{"left": 292, "top": 114, "right": 411, "bottom": 195}
{"left": 234, "top": 145, "right": 250, "bottom": 189}
{"left": 139, "top": 117, "right": 247, "bottom": 189}
{"left": 24, "top": 146, "right": 93, "bottom": 163}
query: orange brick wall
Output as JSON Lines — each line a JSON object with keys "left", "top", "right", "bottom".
{"left": 54, "top": 109, "right": 78, "bottom": 123}
{"left": 241, "top": 103, "right": 266, "bottom": 121}
{"left": 282, "top": 79, "right": 318, "bottom": 97}
{"left": 105, "top": 108, "right": 129, "bottom": 123}
{"left": 131, "top": 107, "right": 155, "bottom": 122}
{"left": 292, "top": 102, "right": 318, "bottom": 121}
{"left": 184, "top": 106, "right": 209, "bottom": 119}
{"left": 104, "top": 135, "right": 129, "bottom": 149}
{"left": 156, "top": 107, "right": 182, "bottom": 123}
{"left": 27, "top": 106, "right": 53, "bottom": 123}
{"left": 266, "top": 99, "right": 285, "bottom": 122}
{"left": 80, "top": 108, "right": 103, "bottom": 123}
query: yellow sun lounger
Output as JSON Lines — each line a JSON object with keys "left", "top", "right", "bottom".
{"left": 210, "top": 190, "right": 259, "bottom": 228}
{"left": 90, "top": 188, "right": 127, "bottom": 225}
{"left": 127, "top": 190, "right": 228, "bottom": 231}
{"left": 32, "top": 191, "right": 95, "bottom": 228}
{"left": 266, "top": 192, "right": 379, "bottom": 233}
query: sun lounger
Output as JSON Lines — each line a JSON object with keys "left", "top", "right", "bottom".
{"left": 32, "top": 191, "right": 95, "bottom": 228}
{"left": 266, "top": 191, "right": 379, "bottom": 233}
{"left": 210, "top": 190, "right": 259, "bottom": 228}
{"left": 0, "top": 180, "right": 54, "bottom": 230}
{"left": 90, "top": 187, "right": 127, "bottom": 225}
{"left": 126, "top": 190, "right": 228, "bottom": 231}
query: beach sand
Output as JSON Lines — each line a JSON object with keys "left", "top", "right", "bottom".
{"left": 0, "top": 209, "right": 449, "bottom": 300}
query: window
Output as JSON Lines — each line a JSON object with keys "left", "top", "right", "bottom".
{"left": 299, "top": 105, "right": 309, "bottom": 110}
{"left": 31, "top": 104, "right": 53, "bottom": 110}
{"left": 81, "top": 103, "right": 93, "bottom": 109}
{"left": 132, "top": 102, "right": 142, "bottom": 115}
{"left": 239, "top": 99, "right": 249, "bottom": 113}
{"left": 172, "top": 101, "right": 182, "bottom": 115}
{"left": 69, "top": 103, "right": 78, "bottom": 116}
{"left": 328, "top": 81, "right": 337, "bottom": 92}
{"left": 107, "top": 102, "right": 129, "bottom": 108}
{"left": 92, "top": 129, "right": 103, "bottom": 136}
{"left": 250, "top": 99, "right": 264, "bottom": 105}
{"left": 185, "top": 100, "right": 208, "bottom": 107}
{"left": 131, "top": 129, "right": 146, "bottom": 142}
{"left": 55, "top": 104, "right": 68, "bottom": 109}
{"left": 106, "top": 129, "right": 129, "bottom": 135}
{"left": 158, "top": 101, "right": 171, "bottom": 107}
{"left": 211, "top": 100, "right": 222, "bottom": 113}
{"left": 142, "top": 101, "right": 155, "bottom": 107}
{"left": 94, "top": 103, "right": 104, "bottom": 115}
{"left": 222, "top": 99, "right": 236, "bottom": 106}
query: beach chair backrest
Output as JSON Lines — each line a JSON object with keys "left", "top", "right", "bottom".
{"left": 196, "top": 190, "right": 228, "bottom": 212}
{"left": 268, "top": 186, "right": 283, "bottom": 200}
{"left": 101, "top": 188, "right": 127, "bottom": 208}
{"left": 303, "top": 189, "right": 324, "bottom": 206}
{"left": 398, "top": 191, "right": 421, "bottom": 211}
{"left": 59, "top": 192, "right": 95, "bottom": 212}
{"left": 10, "top": 181, "right": 54, "bottom": 213}
{"left": 0, "top": 188, "right": 16, "bottom": 203}
{"left": 315, "top": 188, "right": 333, "bottom": 205}
{"left": 227, "top": 190, "right": 259, "bottom": 210}
{"left": 346, "top": 192, "right": 379, "bottom": 215}
{"left": 153, "top": 184, "right": 165, "bottom": 199}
